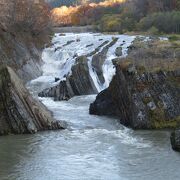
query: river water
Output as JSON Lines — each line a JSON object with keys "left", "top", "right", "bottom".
{"left": 0, "top": 95, "right": 180, "bottom": 180}
{"left": 0, "top": 33, "right": 180, "bottom": 180}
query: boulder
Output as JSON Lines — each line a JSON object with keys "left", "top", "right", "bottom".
{"left": 115, "top": 47, "right": 122, "bottom": 57}
{"left": 0, "top": 66, "right": 65, "bottom": 135}
{"left": 171, "top": 129, "right": 180, "bottom": 152}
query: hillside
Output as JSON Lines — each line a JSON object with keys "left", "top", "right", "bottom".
{"left": 0, "top": 0, "right": 51, "bottom": 82}
{"left": 51, "top": 0, "right": 180, "bottom": 34}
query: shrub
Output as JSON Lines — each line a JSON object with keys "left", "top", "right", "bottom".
{"left": 137, "top": 11, "right": 180, "bottom": 34}
{"left": 148, "top": 26, "right": 159, "bottom": 35}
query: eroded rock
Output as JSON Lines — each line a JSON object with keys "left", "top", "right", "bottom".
{"left": 90, "top": 63, "right": 180, "bottom": 129}
{"left": 92, "top": 38, "right": 118, "bottom": 84}
{"left": 39, "top": 56, "right": 98, "bottom": 101}
{"left": 0, "top": 66, "right": 65, "bottom": 135}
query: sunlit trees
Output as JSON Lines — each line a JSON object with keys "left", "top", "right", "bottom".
{"left": 50, "top": 0, "right": 180, "bottom": 34}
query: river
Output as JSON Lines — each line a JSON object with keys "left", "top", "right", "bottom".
{"left": 0, "top": 33, "right": 180, "bottom": 180}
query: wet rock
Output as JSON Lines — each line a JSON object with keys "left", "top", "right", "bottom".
{"left": 0, "top": 66, "right": 65, "bottom": 135}
{"left": 39, "top": 56, "right": 98, "bottom": 101}
{"left": 171, "top": 129, "right": 180, "bottom": 152}
{"left": 86, "top": 44, "right": 94, "bottom": 48}
{"left": 63, "top": 40, "right": 75, "bottom": 47}
{"left": 115, "top": 47, "right": 122, "bottom": 57}
{"left": 87, "top": 40, "right": 109, "bottom": 57}
{"left": 92, "top": 38, "right": 118, "bottom": 84}
{"left": 59, "top": 33, "right": 66, "bottom": 36}
{"left": 55, "top": 77, "right": 60, "bottom": 82}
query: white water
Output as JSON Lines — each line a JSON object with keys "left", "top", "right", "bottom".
{"left": 1, "top": 33, "right": 179, "bottom": 180}
{"left": 1, "top": 95, "right": 179, "bottom": 180}
{"left": 102, "top": 35, "right": 135, "bottom": 88}
{"left": 30, "top": 33, "right": 135, "bottom": 93}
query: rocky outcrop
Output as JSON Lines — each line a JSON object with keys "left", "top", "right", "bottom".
{"left": 38, "top": 38, "right": 122, "bottom": 101}
{"left": 90, "top": 38, "right": 180, "bottom": 129}
{"left": 90, "top": 62, "right": 180, "bottom": 129}
{"left": 115, "top": 47, "right": 122, "bottom": 56}
{"left": 0, "top": 66, "right": 65, "bottom": 135}
{"left": 39, "top": 56, "right": 98, "bottom": 101}
{"left": 171, "top": 129, "right": 180, "bottom": 152}
{"left": 0, "top": 28, "right": 48, "bottom": 83}
{"left": 92, "top": 38, "right": 118, "bottom": 84}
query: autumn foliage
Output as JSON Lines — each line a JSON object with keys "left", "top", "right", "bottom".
{"left": 0, "top": 0, "right": 51, "bottom": 35}
{"left": 51, "top": 0, "right": 125, "bottom": 26}
{"left": 51, "top": 0, "right": 180, "bottom": 34}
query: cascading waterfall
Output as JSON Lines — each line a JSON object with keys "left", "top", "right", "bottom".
{"left": 30, "top": 33, "right": 135, "bottom": 94}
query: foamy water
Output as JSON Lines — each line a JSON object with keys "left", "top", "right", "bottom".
{"left": 1, "top": 33, "right": 179, "bottom": 180}
{"left": 30, "top": 33, "right": 135, "bottom": 93}
{"left": 0, "top": 95, "right": 179, "bottom": 180}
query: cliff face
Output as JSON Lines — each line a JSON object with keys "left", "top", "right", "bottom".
{"left": 0, "top": 66, "right": 65, "bottom": 135}
{"left": 0, "top": 28, "right": 48, "bottom": 83}
{"left": 90, "top": 63, "right": 180, "bottom": 129}
{"left": 90, "top": 38, "right": 180, "bottom": 130}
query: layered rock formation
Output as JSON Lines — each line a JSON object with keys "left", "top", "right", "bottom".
{"left": 0, "top": 28, "right": 48, "bottom": 83}
{"left": 0, "top": 66, "right": 65, "bottom": 135}
{"left": 90, "top": 38, "right": 180, "bottom": 129}
{"left": 92, "top": 38, "right": 118, "bottom": 84}
{"left": 38, "top": 37, "right": 120, "bottom": 101}
{"left": 90, "top": 62, "right": 180, "bottom": 129}
{"left": 39, "top": 56, "right": 98, "bottom": 101}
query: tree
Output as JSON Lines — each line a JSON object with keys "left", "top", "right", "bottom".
{"left": 0, "top": 0, "right": 51, "bottom": 35}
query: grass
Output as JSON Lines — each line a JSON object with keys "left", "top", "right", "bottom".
{"left": 125, "top": 37, "right": 180, "bottom": 73}
{"left": 168, "top": 34, "right": 180, "bottom": 41}
{"left": 152, "top": 116, "right": 180, "bottom": 129}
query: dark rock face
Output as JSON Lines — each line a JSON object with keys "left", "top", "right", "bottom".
{"left": 0, "top": 66, "right": 65, "bottom": 135}
{"left": 171, "top": 130, "right": 180, "bottom": 152}
{"left": 92, "top": 38, "right": 118, "bottom": 84}
{"left": 115, "top": 47, "right": 122, "bottom": 57}
{"left": 39, "top": 56, "right": 98, "bottom": 101}
{"left": 90, "top": 64, "right": 180, "bottom": 129}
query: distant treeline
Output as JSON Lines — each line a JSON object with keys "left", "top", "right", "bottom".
{"left": 52, "top": 0, "right": 180, "bottom": 34}
{"left": 48, "top": 0, "right": 104, "bottom": 8}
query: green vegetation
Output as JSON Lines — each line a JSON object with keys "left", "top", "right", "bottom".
{"left": 169, "top": 34, "right": 180, "bottom": 41}
{"left": 54, "top": 0, "right": 180, "bottom": 34}
{"left": 151, "top": 112, "right": 180, "bottom": 129}
{"left": 137, "top": 11, "right": 180, "bottom": 34}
